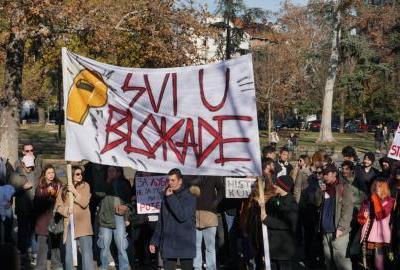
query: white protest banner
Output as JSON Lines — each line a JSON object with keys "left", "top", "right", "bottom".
{"left": 388, "top": 123, "right": 400, "bottom": 161}
{"left": 136, "top": 176, "right": 167, "bottom": 214}
{"left": 62, "top": 48, "right": 261, "bottom": 176}
{"left": 225, "top": 177, "right": 256, "bottom": 198}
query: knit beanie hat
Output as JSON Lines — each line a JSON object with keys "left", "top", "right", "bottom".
{"left": 275, "top": 175, "right": 294, "bottom": 193}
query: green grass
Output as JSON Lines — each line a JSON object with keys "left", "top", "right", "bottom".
{"left": 20, "top": 124, "right": 65, "bottom": 159}
{"left": 259, "top": 130, "right": 376, "bottom": 155}
{"left": 20, "top": 125, "right": 378, "bottom": 160}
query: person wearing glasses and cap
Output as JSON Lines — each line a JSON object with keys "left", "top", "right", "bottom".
{"left": 14, "top": 143, "right": 42, "bottom": 175}
{"left": 315, "top": 164, "right": 353, "bottom": 270}
{"left": 10, "top": 153, "right": 41, "bottom": 268}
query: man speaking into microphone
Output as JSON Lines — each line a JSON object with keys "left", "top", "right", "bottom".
{"left": 149, "top": 168, "right": 198, "bottom": 270}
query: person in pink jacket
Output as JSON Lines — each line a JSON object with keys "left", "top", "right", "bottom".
{"left": 358, "top": 179, "right": 395, "bottom": 270}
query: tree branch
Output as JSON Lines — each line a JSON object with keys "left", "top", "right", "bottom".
{"left": 115, "top": 11, "right": 139, "bottom": 32}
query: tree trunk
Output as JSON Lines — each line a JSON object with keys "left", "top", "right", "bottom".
{"left": 340, "top": 89, "right": 345, "bottom": 133}
{"left": 0, "top": 32, "right": 25, "bottom": 166}
{"left": 47, "top": 106, "right": 50, "bottom": 123}
{"left": 38, "top": 106, "right": 46, "bottom": 127}
{"left": 268, "top": 101, "right": 272, "bottom": 136}
{"left": 317, "top": 9, "right": 340, "bottom": 143}
{"left": 226, "top": 19, "right": 231, "bottom": 60}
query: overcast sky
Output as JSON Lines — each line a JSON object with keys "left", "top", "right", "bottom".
{"left": 201, "top": 0, "right": 308, "bottom": 12}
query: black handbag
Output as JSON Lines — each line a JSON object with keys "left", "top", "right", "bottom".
{"left": 48, "top": 208, "right": 64, "bottom": 235}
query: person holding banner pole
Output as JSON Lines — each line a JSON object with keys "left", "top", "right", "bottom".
{"left": 237, "top": 159, "right": 275, "bottom": 269}
{"left": 260, "top": 175, "right": 300, "bottom": 270}
{"left": 97, "top": 166, "right": 132, "bottom": 270}
{"left": 149, "top": 168, "right": 197, "bottom": 270}
{"left": 56, "top": 166, "right": 94, "bottom": 270}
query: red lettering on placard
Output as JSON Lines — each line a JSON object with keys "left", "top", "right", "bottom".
{"left": 121, "top": 73, "right": 146, "bottom": 107}
{"left": 121, "top": 72, "right": 178, "bottom": 115}
{"left": 175, "top": 118, "right": 199, "bottom": 164}
{"left": 101, "top": 105, "right": 253, "bottom": 166}
{"left": 198, "top": 68, "right": 230, "bottom": 112}
{"left": 213, "top": 115, "right": 252, "bottom": 165}
{"left": 100, "top": 105, "right": 133, "bottom": 154}
{"left": 389, "top": 145, "right": 400, "bottom": 157}
{"left": 101, "top": 105, "right": 153, "bottom": 158}
{"left": 197, "top": 117, "right": 221, "bottom": 167}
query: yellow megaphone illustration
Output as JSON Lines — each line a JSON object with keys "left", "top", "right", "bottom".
{"left": 67, "top": 69, "right": 108, "bottom": 124}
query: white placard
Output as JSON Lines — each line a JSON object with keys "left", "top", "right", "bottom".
{"left": 388, "top": 123, "right": 400, "bottom": 161}
{"left": 225, "top": 177, "right": 256, "bottom": 198}
{"left": 136, "top": 176, "right": 167, "bottom": 214}
{"left": 62, "top": 48, "right": 262, "bottom": 176}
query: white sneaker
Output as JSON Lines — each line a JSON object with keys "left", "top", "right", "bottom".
{"left": 31, "top": 254, "right": 37, "bottom": 266}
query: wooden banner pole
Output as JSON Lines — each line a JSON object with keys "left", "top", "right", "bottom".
{"left": 258, "top": 177, "right": 271, "bottom": 270}
{"left": 67, "top": 163, "right": 78, "bottom": 266}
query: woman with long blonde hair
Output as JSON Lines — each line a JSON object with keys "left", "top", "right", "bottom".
{"left": 358, "top": 179, "right": 395, "bottom": 270}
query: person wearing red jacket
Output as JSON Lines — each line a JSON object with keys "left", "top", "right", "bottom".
{"left": 358, "top": 179, "right": 395, "bottom": 270}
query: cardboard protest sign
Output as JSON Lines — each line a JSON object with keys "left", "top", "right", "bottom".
{"left": 388, "top": 123, "right": 400, "bottom": 161}
{"left": 225, "top": 177, "right": 256, "bottom": 198}
{"left": 136, "top": 176, "right": 167, "bottom": 214}
{"left": 62, "top": 48, "right": 261, "bottom": 176}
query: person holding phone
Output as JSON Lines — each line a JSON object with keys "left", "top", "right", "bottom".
{"left": 315, "top": 164, "right": 353, "bottom": 270}
{"left": 149, "top": 168, "right": 197, "bottom": 270}
{"left": 34, "top": 164, "right": 63, "bottom": 270}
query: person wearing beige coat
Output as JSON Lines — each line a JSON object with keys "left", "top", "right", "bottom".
{"left": 55, "top": 166, "right": 94, "bottom": 270}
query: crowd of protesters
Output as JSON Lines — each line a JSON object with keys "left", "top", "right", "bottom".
{"left": 0, "top": 141, "right": 400, "bottom": 270}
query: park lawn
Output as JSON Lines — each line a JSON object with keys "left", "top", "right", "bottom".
{"left": 20, "top": 124, "right": 65, "bottom": 159}
{"left": 20, "top": 125, "right": 377, "bottom": 160}
{"left": 259, "top": 130, "right": 376, "bottom": 155}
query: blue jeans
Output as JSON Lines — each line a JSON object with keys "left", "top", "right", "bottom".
{"left": 224, "top": 213, "right": 235, "bottom": 232}
{"left": 65, "top": 224, "right": 94, "bottom": 270}
{"left": 97, "top": 215, "right": 129, "bottom": 270}
{"left": 194, "top": 227, "right": 217, "bottom": 270}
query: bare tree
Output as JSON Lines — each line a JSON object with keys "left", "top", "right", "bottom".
{"left": 317, "top": 0, "right": 341, "bottom": 143}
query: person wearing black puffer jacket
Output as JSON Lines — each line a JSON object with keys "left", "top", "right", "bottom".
{"left": 354, "top": 152, "right": 379, "bottom": 195}
{"left": 260, "top": 175, "right": 300, "bottom": 269}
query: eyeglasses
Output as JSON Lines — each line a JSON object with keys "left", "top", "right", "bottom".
{"left": 74, "top": 173, "right": 82, "bottom": 176}
{"left": 24, "top": 149, "right": 34, "bottom": 152}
